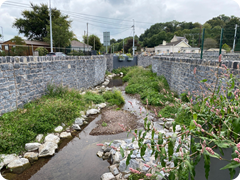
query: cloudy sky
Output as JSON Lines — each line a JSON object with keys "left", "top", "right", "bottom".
{"left": 0, "top": 0, "right": 240, "bottom": 44}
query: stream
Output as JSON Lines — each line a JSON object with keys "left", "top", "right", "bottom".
{"left": 2, "top": 77, "right": 152, "bottom": 180}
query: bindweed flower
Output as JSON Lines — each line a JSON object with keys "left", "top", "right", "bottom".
{"left": 144, "top": 164, "right": 150, "bottom": 168}
{"left": 221, "top": 64, "right": 228, "bottom": 70}
{"left": 206, "top": 147, "right": 215, "bottom": 155}
{"left": 129, "top": 168, "right": 141, "bottom": 174}
{"left": 154, "top": 109, "right": 158, "bottom": 116}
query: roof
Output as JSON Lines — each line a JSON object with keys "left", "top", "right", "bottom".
{"left": 175, "top": 36, "right": 186, "bottom": 40}
{"left": 71, "top": 40, "right": 92, "bottom": 48}
{"left": 24, "top": 40, "right": 49, "bottom": 46}
{"left": 156, "top": 40, "right": 182, "bottom": 47}
{"left": 146, "top": 48, "right": 155, "bottom": 51}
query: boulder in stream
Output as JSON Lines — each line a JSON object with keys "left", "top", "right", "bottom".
{"left": 38, "top": 142, "right": 58, "bottom": 157}
{"left": 7, "top": 158, "right": 31, "bottom": 174}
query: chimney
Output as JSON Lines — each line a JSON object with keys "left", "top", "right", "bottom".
{"left": 162, "top": 40, "right": 166, "bottom": 46}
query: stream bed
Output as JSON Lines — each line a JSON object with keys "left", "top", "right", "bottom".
{"left": 2, "top": 77, "right": 152, "bottom": 180}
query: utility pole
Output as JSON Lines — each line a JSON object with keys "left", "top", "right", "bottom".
{"left": 84, "top": 31, "right": 85, "bottom": 53}
{"left": 123, "top": 39, "right": 124, "bottom": 54}
{"left": 49, "top": 0, "right": 53, "bottom": 53}
{"left": 132, "top": 19, "right": 135, "bottom": 56}
{"left": 0, "top": 26, "right": 4, "bottom": 42}
{"left": 232, "top": 24, "right": 238, "bottom": 52}
{"left": 87, "top": 23, "right": 89, "bottom": 53}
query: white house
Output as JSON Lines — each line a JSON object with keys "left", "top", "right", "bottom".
{"left": 155, "top": 35, "right": 200, "bottom": 54}
{"left": 71, "top": 40, "right": 92, "bottom": 51}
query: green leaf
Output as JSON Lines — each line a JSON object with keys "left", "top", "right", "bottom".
{"left": 204, "top": 154, "right": 210, "bottom": 179}
{"left": 189, "top": 120, "right": 196, "bottom": 131}
{"left": 169, "top": 171, "right": 175, "bottom": 180}
{"left": 193, "top": 113, "right": 197, "bottom": 120}
{"left": 200, "top": 79, "right": 208, "bottom": 83}
{"left": 220, "top": 161, "right": 240, "bottom": 170}
{"left": 158, "top": 133, "right": 163, "bottom": 145}
{"left": 126, "top": 150, "right": 133, "bottom": 166}
{"left": 120, "top": 146, "right": 124, "bottom": 158}
{"left": 168, "top": 141, "right": 174, "bottom": 161}
{"left": 185, "top": 160, "right": 193, "bottom": 177}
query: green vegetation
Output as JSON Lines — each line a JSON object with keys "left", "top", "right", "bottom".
{"left": 128, "top": 172, "right": 157, "bottom": 180}
{"left": 158, "top": 105, "right": 178, "bottom": 118}
{"left": 101, "top": 122, "right": 107, "bottom": 127}
{"left": 0, "top": 84, "right": 124, "bottom": 154}
{"left": 105, "top": 70, "right": 111, "bottom": 76}
{"left": 123, "top": 66, "right": 177, "bottom": 106}
{"left": 102, "top": 90, "right": 125, "bottom": 106}
{"left": 112, "top": 66, "right": 131, "bottom": 75}
{"left": 35, "top": 47, "right": 48, "bottom": 56}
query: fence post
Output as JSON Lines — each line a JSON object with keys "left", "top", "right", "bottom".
{"left": 219, "top": 28, "right": 224, "bottom": 55}
{"left": 200, "top": 28, "right": 205, "bottom": 60}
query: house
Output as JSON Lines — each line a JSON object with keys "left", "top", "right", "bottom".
{"left": 70, "top": 40, "right": 92, "bottom": 51}
{"left": 1, "top": 39, "right": 49, "bottom": 56}
{"left": 155, "top": 35, "right": 200, "bottom": 54}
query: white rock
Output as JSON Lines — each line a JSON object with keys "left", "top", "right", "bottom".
{"left": 1, "top": 154, "right": 19, "bottom": 165}
{"left": 109, "top": 164, "right": 119, "bottom": 175}
{"left": 120, "top": 72, "right": 123, "bottom": 75}
{"left": 80, "top": 111, "right": 85, "bottom": 116}
{"left": 166, "top": 118, "right": 174, "bottom": 121}
{"left": 75, "top": 118, "right": 84, "bottom": 126}
{"left": 36, "top": 134, "right": 43, "bottom": 142}
{"left": 106, "top": 87, "right": 112, "bottom": 91}
{"left": 38, "top": 142, "right": 58, "bottom": 157}
{"left": 97, "top": 103, "right": 107, "bottom": 109}
{"left": 61, "top": 123, "right": 66, "bottom": 127}
{"left": 8, "top": 158, "right": 30, "bottom": 174}
{"left": 60, "top": 132, "right": 72, "bottom": 138}
{"left": 80, "top": 92, "right": 86, "bottom": 95}
{"left": 0, "top": 161, "right": 4, "bottom": 170}
{"left": 72, "top": 124, "right": 81, "bottom": 131}
{"left": 113, "top": 152, "right": 124, "bottom": 164}
{"left": 25, "top": 143, "right": 41, "bottom": 152}
{"left": 44, "top": 134, "right": 60, "bottom": 144}
{"left": 101, "top": 172, "right": 115, "bottom": 180}
{"left": 97, "top": 151, "right": 104, "bottom": 158}
{"left": 165, "top": 122, "right": 173, "bottom": 129}
{"left": 24, "top": 152, "right": 38, "bottom": 162}
{"left": 86, "top": 109, "right": 100, "bottom": 116}
{"left": 54, "top": 126, "right": 63, "bottom": 132}
{"left": 81, "top": 115, "right": 87, "bottom": 119}
{"left": 115, "top": 173, "right": 122, "bottom": 180}
{"left": 103, "top": 81, "right": 109, "bottom": 86}
{"left": 175, "top": 125, "right": 181, "bottom": 132}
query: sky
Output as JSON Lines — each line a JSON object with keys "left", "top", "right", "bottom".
{"left": 0, "top": 0, "right": 240, "bottom": 44}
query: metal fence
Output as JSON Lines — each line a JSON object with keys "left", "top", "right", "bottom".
{"left": 0, "top": 44, "right": 93, "bottom": 56}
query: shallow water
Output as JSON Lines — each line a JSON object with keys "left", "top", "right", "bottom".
{"left": 2, "top": 77, "right": 153, "bottom": 180}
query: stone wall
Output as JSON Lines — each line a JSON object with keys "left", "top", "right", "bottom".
{"left": 137, "top": 55, "right": 153, "bottom": 68}
{"left": 106, "top": 54, "right": 113, "bottom": 72}
{"left": 0, "top": 55, "right": 106, "bottom": 115}
{"left": 152, "top": 56, "right": 240, "bottom": 95}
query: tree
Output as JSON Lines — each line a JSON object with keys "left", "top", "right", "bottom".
{"left": 222, "top": 43, "right": 231, "bottom": 52}
{"left": 110, "top": 38, "right": 116, "bottom": 44}
{"left": 13, "top": 3, "right": 73, "bottom": 47}
{"left": 204, "top": 38, "right": 218, "bottom": 49}
{"left": 10, "top": 36, "right": 27, "bottom": 56}
{"left": 124, "top": 38, "right": 141, "bottom": 53}
{"left": 83, "top": 34, "right": 102, "bottom": 51}
{"left": 35, "top": 47, "right": 48, "bottom": 56}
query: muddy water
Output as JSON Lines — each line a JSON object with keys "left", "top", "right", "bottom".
{"left": 2, "top": 77, "right": 153, "bottom": 180}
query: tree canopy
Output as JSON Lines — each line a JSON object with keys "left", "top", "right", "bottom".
{"left": 83, "top": 34, "right": 102, "bottom": 51}
{"left": 13, "top": 3, "right": 73, "bottom": 47}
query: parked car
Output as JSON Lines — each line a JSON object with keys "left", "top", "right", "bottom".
{"left": 46, "top": 52, "right": 66, "bottom": 56}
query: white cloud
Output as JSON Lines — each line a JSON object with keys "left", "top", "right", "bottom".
{"left": 0, "top": 0, "right": 240, "bottom": 43}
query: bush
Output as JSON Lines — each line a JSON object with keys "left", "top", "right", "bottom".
{"left": 84, "top": 92, "right": 105, "bottom": 104}
{"left": 103, "top": 90, "right": 125, "bottom": 106}
{"left": 35, "top": 47, "right": 48, "bottom": 56}
{"left": 112, "top": 67, "right": 131, "bottom": 75}
{"left": 158, "top": 105, "right": 178, "bottom": 118}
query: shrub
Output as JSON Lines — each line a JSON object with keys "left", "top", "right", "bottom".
{"left": 112, "top": 66, "right": 131, "bottom": 75}
{"left": 84, "top": 92, "right": 105, "bottom": 104}
{"left": 103, "top": 90, "right": 125, "bottom": 106}
{"left": 35, "top": 47, "right": 48, "bottom": 56}
{"left": 101, "top": 122, "right": 107, "bottom": 127}
{"left": 158, "top": 105, "right": 178, "bottom": 118}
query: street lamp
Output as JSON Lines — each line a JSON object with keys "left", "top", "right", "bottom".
{"left": 0, "top": 26, "right": 4, "bottom": 42}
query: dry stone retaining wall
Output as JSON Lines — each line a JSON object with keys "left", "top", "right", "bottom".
{"left": 0, "top": 55, "right": 106, "bottom": 115}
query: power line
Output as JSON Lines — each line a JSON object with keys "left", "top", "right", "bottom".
{"left": 3, "top": 1, "right": 154, "bottom": 25}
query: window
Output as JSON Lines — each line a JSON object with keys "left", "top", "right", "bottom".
{"left": 167, "top": 49, "right": 169, "bottom": 53}
{"left": 5, "top": 45, "right": 8, "bottom": 50}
